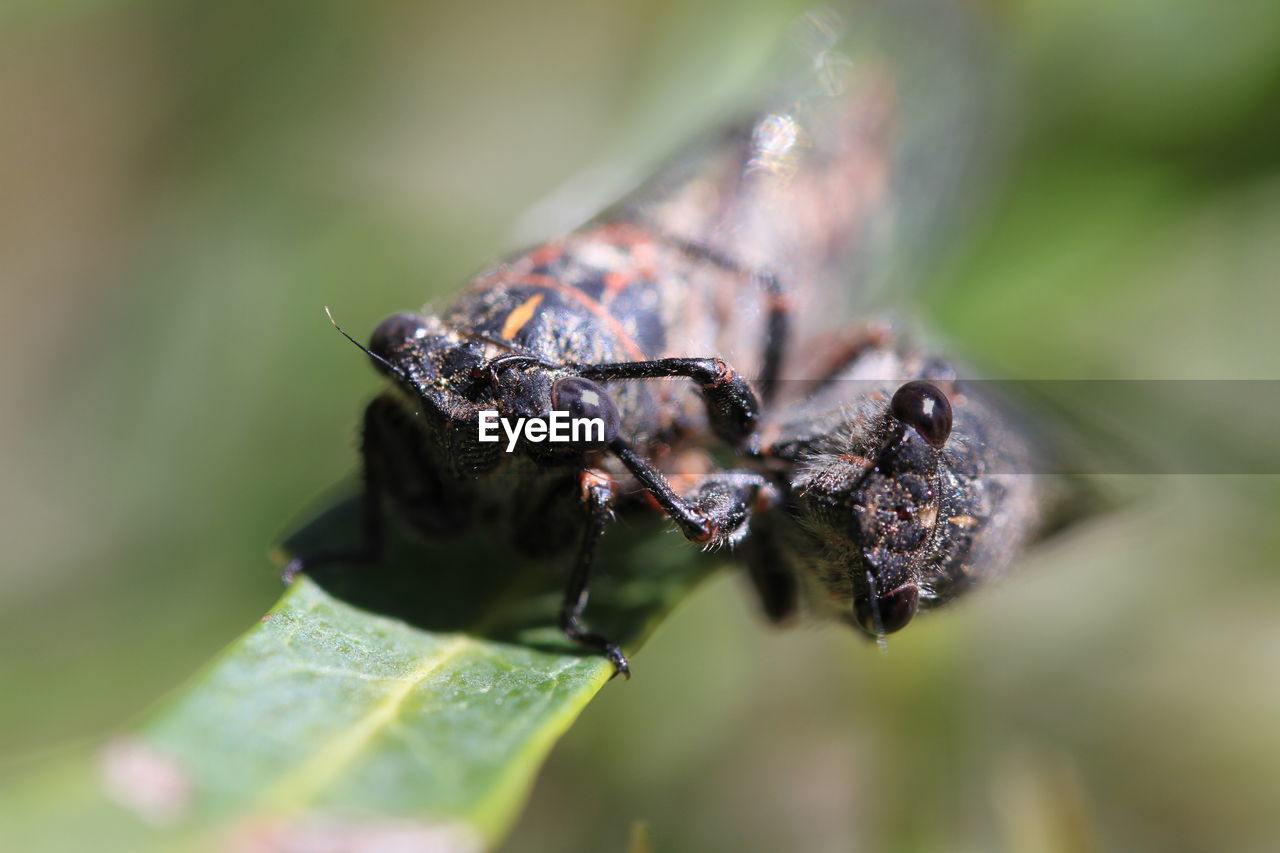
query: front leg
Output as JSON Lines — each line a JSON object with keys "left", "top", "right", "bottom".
{"left": 282, "top": 394, "right": 467, "bottom": 583}
{"left": 282, "top": 397, "right": 392, "bottom": 583}
{"left": 612, "top": 440, "right": 773, "bottom": 546}
{"left": 576, "top": 357, "right": 760, "bottom": 449}
{"left": 561, "top": 462, "right": 774, "bottom": 679}
{"left": 560, "top": 469, "right": 630, "bottom": 678}
{"left": 741, "top": 522, "right": 801, "bottom": 624}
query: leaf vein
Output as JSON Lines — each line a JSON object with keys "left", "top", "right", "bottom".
{"left": 256, "top": 635, "right": 476, "bottom": 811}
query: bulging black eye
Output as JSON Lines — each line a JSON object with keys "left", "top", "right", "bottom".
{"left": 369, "top": 312, "right": 428, "bottom": 373}
{"left": 551, "top": 377, "right": 621, "bottom": 446}
{"left": 854, "top": 583, "right": 919, "bottom": 636}
{"left": 890, "top": 381, "right": 952, "bottom": 449}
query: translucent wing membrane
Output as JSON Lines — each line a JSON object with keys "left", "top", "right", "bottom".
{"left": 615, "top": 2, "right": 997, "bottom": 371}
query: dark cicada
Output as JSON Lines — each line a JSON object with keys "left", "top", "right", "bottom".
{"left": 288, "top": 5, "right": 1048, "bottom": 673}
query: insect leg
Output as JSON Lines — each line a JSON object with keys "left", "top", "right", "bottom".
{"left": 757, "top": 271, "right": 789, "bottom": 407}
{"left": 282, "top": 395, "right": 466, "bottom": 583}
{"left": 611, "top": 439, "right": 770, "bottom": 546}
{"left": 577, "top": 357, "right": 759, "bottom": 448}
{"left": 560, "top": 469, "right": 630, "bottom": 679}
{"left": 645, "top": 229, "right": 790, "bottom": 405}
{"left": 281, "top": 396, "right": 392, "bottom": 583}
{"left": 366, "top": 397, "right": 472, "bottom": 537}
{"left": 801, "top": 325, "right": 894, "bottom": 388}
{"left": 741, "top": 523, "right": 800, "bottom": 624}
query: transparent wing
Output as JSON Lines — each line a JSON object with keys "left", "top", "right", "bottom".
{"left": 617, "top": 2, "right": 998, "bottom": 341}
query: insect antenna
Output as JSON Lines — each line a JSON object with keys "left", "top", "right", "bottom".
{"left": 324, "top": 306, "right": 407, "bottom": 381}
{"left": 453, "top": 328, "right": 562, "bottom": 392}
{"left": 457, "top": 329, "right": 559, "bottom": 367}
{"left": 457, "top": 328, "right": 522, "bottom": 352}
{"left": 865, "top": 569, "right": 889, "bottom": 654}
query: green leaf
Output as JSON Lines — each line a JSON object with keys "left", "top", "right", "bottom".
{"left": 0, "top": 494, "right": 710, "bottom": 852}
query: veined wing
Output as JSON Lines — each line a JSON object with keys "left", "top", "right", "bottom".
{"left": 611, "top": 2, "right": 997, "bottom": 378}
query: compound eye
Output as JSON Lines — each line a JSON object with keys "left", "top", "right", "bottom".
{"left": 551, "top": 377, "right": 621, "bottom": 446}
{"left": 369, "top": 312, "right": 428, "bottom": 372}
{"left": 854, "top": 583, "right": 919, "bottom": 636}
{"left": 890, "top": 380, "right": 952, "bottom": 449}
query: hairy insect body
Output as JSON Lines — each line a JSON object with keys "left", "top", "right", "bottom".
{"left": 749, "top": 346, "right": 1042, "bottom": 634}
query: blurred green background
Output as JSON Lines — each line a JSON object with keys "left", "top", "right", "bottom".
{"left": 3, "top": 0, "right": 1280, "bottom": 851}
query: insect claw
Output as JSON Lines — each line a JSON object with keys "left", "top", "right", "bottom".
{"left": 606, "top": 648, "right": 632, "bottom": 680}
{"left": 280, "top": 557, "right": 304, "bottom": 585}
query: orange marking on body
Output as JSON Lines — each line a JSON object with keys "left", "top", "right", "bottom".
{"left": 595, "top": 222, "right": 661, "bottom": 280}
{"left": 758, "top": 423, "right": 781, "bottom": 456}
{"left": 632, "top": 240, "right": 659, "bottom": 279}
{"left": 500, "top": 293, "right": 545, "bottom": 341}
{"left": 595, "top": 221, "right": 649, "bottom": 246}
{"left": 528, "top": 243, "right": 563, "bottom": 267}
{"left": 604, "top": 271, "right": 633, "bottom": 297}
{"left": 600, "top": 222, "right": 662, "bottom": 279}
{"left": 491, "top": 273, "right": 647, "bottom": 362}
{"left": 579, "top": 469, "right": 614, "bottom": 501}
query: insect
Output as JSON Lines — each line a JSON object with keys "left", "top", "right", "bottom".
{"left": 285, "top": 8, "right": 1047, "bottom": 674}
{"left": 739, "top": 343, "right": 1042, "bottom": 636}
